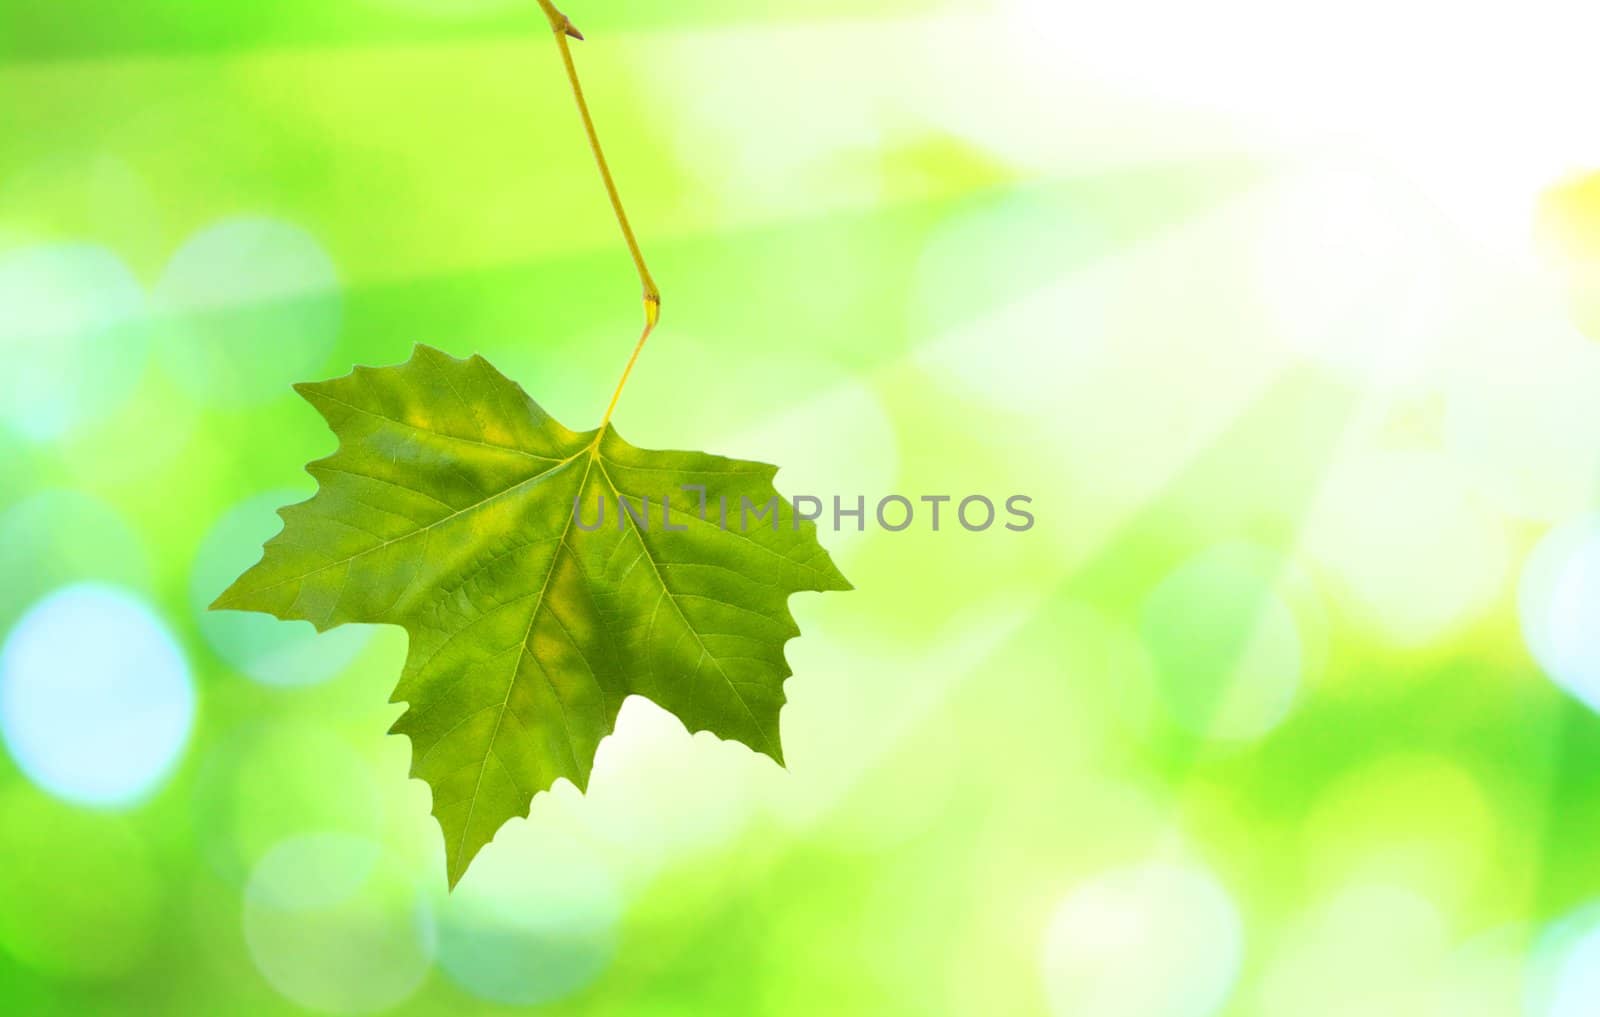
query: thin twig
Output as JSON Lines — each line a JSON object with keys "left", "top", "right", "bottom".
{"left": 535, "top": 0, "right": 662, "bottom": 430}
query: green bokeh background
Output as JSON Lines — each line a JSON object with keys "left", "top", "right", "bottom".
{"left": 6, "top": 2, "right": 1600, "bottom": 1015}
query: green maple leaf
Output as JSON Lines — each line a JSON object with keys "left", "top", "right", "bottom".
{"left": 212, "top": 344, "right": 850, "bottom": 887}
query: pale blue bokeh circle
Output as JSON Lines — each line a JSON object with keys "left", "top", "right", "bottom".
{"left": 437, "top": 830, "right": 622, "bottom": 1005}
{"left": 0, "top": 244, "right": 148, "bottom": 440}
{"left": 193, "top": 492, "right": 371, "bottom": 687}
{"left": 1520, "top": 517, "right": 1600, "bottom": 713}
{"left": 1530, "top": 905, "right": 1600, "bottom": 1017}
{"left": 1548, "top": 921, "right": 1600, "bottom": 1017}
{"left": 0, "top": 583, "right": 195, "bottom": 807}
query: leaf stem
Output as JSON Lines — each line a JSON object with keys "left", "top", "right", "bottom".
{"left": 535, "top": 1, "right": 661, "bottom": 430}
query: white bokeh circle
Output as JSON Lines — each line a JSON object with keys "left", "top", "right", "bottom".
{"left": 243, "top": 833, "right": 436, "bottom": 1014}
{"left": 1041, "top": 860, "right": 1243, "bottom": 1017}
{"left": 154, "top": 217, "right": 342, "bottom": 406}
